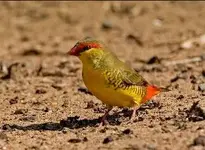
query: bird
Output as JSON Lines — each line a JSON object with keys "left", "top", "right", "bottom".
{"left": 68, "top": 37, "right": 161, "bottom": 125}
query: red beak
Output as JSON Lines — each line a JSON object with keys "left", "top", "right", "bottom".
{"left": 68, "top": 46, "right": 77, "bottom": 56}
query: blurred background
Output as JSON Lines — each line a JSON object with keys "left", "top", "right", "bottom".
{"left": 1, "top": 1, "right": 204, "bottom": 58}
{"left": 0, "top": 1, "right": 205, "bottom": 150}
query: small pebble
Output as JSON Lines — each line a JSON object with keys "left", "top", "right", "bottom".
{"left": 68, "top": 138, "right": 81, "bottom": 143}
{"left": 147, "top": 56, "right": 161, "bottom": 64}
{"left": 144, "top": 143, "right": 157, "bottom": 150}
{"left": 2, "top": 124, "right": 12, "bottom": 130}
{"left": 51, "top": 84, "right": 63, "bottom": 90}
{"left": 62, "top": 130, "right": 67, "bottom": 134}
{"left": 99, "top": 128, "right": 107, "bottom": 133}
{"left": 78, "top": 87, "right": 92, "bottom": 95}
{"left": 122, "top": 129, "right": 133, "bottom": 135}
{"left": 20, "top": 35, "right": 29, "bottom": 42}
{"left": 180, "top": 39, "right": 194, "bottom": 49}
{"left": 198, "top": 84, "right": 205, "bottom": 91}
{"left": 193, "top": 135, "right": 205, "bottom": 146}
{"left": 177, "top": 95, "right": 184, "bottom": 100}
{"left": 85, "top": 100, "right": 94, "bottom": 109}
{"left": 199, "top": 34, "right": 205, "bottom": 44}
{"left": 14, "top": 109, "right": 28, "bottom": 115}
{"left": 127, "top": 34, "right": 143, "bottom": 46}
{"left": 170, "top": 75, "right": 180, "bottom": 83}
{"left": 35, "top": 89, "right": 47, "bottom": 94}
{"left": 103, "top": 136, "right": 113, "bottom": 144}
{"left": 202, "top": 70, "right": 205, "bottom": 77}
{"left": 22, "top": 48, "right": 41, "bottom": 56}
{"left": 9, "top": 97, "right": 18, "bottom": 105}
{"left": 153, "top": 19, "right": 162, "bottom": 27}
{"left": 101, "top": 20, "right": 113, "bottom": 30}
{"left": 83, "top": 137, "right": 88, "bottom": 142}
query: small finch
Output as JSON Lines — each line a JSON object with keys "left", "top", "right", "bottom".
{"left": 68, "top": 37, "right": 161, "bottom": 125}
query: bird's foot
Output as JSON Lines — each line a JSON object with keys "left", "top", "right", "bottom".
{"left": 130, "top": 116, "right": 136, "bottom": 123}
{"left": 99, "top": 119, "right": 109, "bottom": 127}
{"left": 128, "top": 106, "right": 140, "bottom": 123}
{"left": 98, "top": 106, "right": 112, "bottom": 127}
{"left": 127, "top": 116, "right": 136, "bottom": 124}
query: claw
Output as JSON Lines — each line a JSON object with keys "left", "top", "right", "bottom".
{"left": 99, "top": 107, "right": 112, "bottom": 127}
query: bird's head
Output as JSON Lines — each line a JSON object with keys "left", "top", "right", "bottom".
{"left": 68, "top": 37, "right": 104, "bottom": 57}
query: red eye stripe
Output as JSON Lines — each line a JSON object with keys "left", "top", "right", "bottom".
{"left": 86, "top": 43, "right": 102, "bottom": 49}
{"left": 69, "top": 42, "right": 102, "bottom": 56}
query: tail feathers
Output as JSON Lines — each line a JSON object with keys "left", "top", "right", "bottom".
{"left": 142, "top": 85, "right": 170, "bottom": 103}
{"left": 142, "top": 85, "right": 161, "bottom": 103}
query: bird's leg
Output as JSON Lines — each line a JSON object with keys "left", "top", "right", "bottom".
{"left": 130, "top": 106, "right": 140, "bottom": 122}
{"left": 99, "top": 106, "right": 112, "bottom": 126}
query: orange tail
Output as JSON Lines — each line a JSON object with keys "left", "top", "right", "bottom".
{"left": 142, "top": 85, "right": 161, "bottom": 103}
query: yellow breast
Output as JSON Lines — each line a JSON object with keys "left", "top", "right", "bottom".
{"left": 82, "top": 66, "right": 138, "bottom": 107}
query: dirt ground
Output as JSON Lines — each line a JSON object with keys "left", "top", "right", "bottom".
{"left": 0, "top": 1, "right": 205, "bottom": 150}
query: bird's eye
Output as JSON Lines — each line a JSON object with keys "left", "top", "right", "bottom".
{"left": 82, "top": 46, "right": 90, "bottom": 51}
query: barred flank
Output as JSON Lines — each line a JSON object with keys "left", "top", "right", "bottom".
{"left": 104, "top": 70, "right": 145, "bottom": 97}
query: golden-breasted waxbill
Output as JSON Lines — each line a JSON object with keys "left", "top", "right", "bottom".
{"left": 68, "top": 37, "right": 161, "bottom": 125}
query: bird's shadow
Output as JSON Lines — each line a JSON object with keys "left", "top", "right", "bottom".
{"left": 2, "top": 101, "right": 159, "bottom": 131}
{"left": 1, "top": 109, "right": 133, "bottom": 131}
